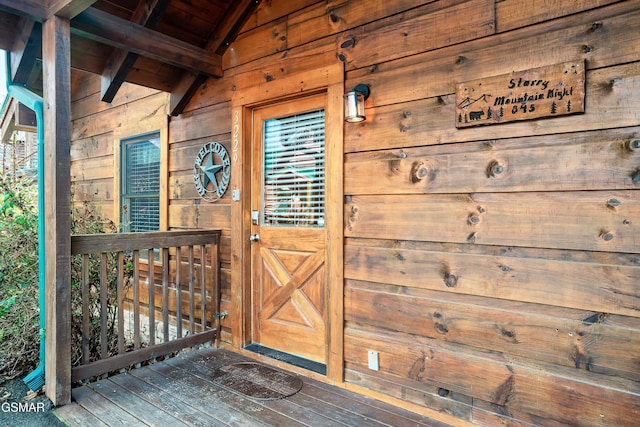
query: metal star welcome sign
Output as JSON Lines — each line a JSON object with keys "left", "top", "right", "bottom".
{"left": 193, "top": 141, "right": 231, "bottom": 202}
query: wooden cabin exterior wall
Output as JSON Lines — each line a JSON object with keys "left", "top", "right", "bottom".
{"left": 70, "top": 71, "right": 169, "bottom": 221}
{"left": 69, "top": 0, "right": 640, "bottom": 425}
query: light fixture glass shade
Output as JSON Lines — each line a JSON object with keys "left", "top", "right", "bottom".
{"left": 344, "top": 90, "right": 366, "bottom": 122}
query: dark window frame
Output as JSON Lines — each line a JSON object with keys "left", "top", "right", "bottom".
{"left": 120, "top": 132, "right": 161, "bottom": 234}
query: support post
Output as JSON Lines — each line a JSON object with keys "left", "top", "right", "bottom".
{"left": 42, "top": 15, "right": 72, "bottom": 406}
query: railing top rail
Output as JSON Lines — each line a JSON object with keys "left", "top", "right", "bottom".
{"left": 71, "top": 229, "right": 221, "bottom": 255}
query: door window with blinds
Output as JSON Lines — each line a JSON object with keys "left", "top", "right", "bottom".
{"left": 263, "top": 109, "right": 325, "bottom": 227}
{"left": 120, "top": 132, "right": 160, "bottom": 232}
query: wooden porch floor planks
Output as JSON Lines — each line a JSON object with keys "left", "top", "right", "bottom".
{"left": 54, "top": 347, "right": 451, "bottom": 427}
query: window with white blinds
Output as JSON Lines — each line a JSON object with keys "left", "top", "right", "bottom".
{"left": 121, "top": 133, "right": 160, "bottom": 233}
{"left": 263, "top": 109, "right": 325, "bottom": 227}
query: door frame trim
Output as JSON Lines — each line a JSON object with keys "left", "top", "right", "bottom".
{"left": 229, "top": 63, "right": 344, "bottom": 381}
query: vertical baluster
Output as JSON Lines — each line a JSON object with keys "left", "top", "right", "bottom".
{"left": 117, "top": 251, "right": 124, "bottom": 355}
{"left": 200, "top": 244, "right": 207, "bottom": 331}
{"left": 148, "top": 248, "right": 155, "bottom": 346}
{"left": 176, "top": 246, "right": 182, "bottom": 339}
{"left": 188, "top": 245, "right": 195, "bottom": 335}
{"left": 100, "top": 253, "right": 108, "bottom": 360}
{"left": 81, "top": 254, "right": 90, "bottom": 365}
{"left": 162, "top": 247, "right": 169, "bottom": 342}
{"left": 211, "top": 237, "right": 220, "bottom": 345}
{"left": 133, "top": 250, "right": 140, "bottom": 349}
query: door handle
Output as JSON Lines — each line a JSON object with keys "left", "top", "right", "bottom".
{"left": 249, "top": 233, "right": 260, "bottom": 242}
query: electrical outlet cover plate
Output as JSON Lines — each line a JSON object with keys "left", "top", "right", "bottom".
{"left": 368, "top": 350, "right": 379, "bottom": 371}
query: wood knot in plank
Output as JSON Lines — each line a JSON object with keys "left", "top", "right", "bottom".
{"left": 443, "top": 273, "right": 458, "bottom": 288}
{"left": 599, "top": 230, "right": 614, "bottom": 241}
{"left": 400, "top": 112, "right": 412, "bottom": 133}
{"left": 607, "top": 198, "right": 621, "bottom": 208}
{"left": 346, "top": 204, "right": 358, "bottom": 232}
{"left": 631, "top": 170, "right": 640, "bottom": 184}
{"left": 625, "top": 139, "right": 640, "bottom": 152}
{"left": 500, "top": 328, "right": 517, "bottom": 343}
{"left": 410, "top": 161, "right": 429, "bottom": 183}
{"left": 340, "top": 37, "right": 357, "bottom": 49}
{"left": 434, "top": 322, "right": 449, "bottom": 334}
{"left": 486, "top": 160, "right": 504, "bottom": 178}
{"left": 589, "top": 21, "right": 603, "bottom": 32}
{"left": 582, "top": 312, "right": 609, "bottom": 325}
{"left": 388, "top": 158, "right": 402, "bottom": 176}
{"left": 468, "top": 205, "right": 485, "bottom": 226}
{"left": 437, "top": 388, "right": 450, "bottom": 397}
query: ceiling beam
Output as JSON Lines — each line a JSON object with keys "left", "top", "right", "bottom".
{"left": 48, "top": 0, "right": 96, "bottom": 19}
{"left": 10, "top": 18, "right": 40, "bottom": 85}
{"left": 72, "top": 7, "right": 223, "bottom": 78}
{"left": 0, "top": 0, "right": 46, "bottom": 21}
{"left": 0, "top": 0, "right": 94, "bottom": 20}
{"left": 169, "top": 72, "right": 208, "bottom": 117}
{"left": 0, "top": 98, "right": 18, "bottom": 144}
{"left": 169, "top": 0, "right": 261, "bottom": 116}
{"left": 101, "top": 0, "right": 170, "bottom": 103}
{"left": 1, "top": 0, "right": 93, "bottom": 98}
{"left": 209, "top": 0, "right": 262, "bottom": 56}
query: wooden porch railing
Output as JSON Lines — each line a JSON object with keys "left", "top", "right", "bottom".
{"left": 69, "top": 230, "right": 221, "bottom": 382}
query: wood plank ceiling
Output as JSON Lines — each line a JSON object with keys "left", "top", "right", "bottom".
{"left": 0, "top": 0, "right": 260, "bottom": 115}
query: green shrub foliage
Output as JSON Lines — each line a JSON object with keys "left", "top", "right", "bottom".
{"left": 70, "top": 202, "right": 132, "bottom": 368}
{"left": 0, "top": 177, "right": 39, "bottom": 381}
{"left": 0, "top": 176, "right": 125, "bottom": 381}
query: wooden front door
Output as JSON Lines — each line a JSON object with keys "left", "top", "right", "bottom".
{"left": 250, "top": 95, "right": 328, "bottom": 364}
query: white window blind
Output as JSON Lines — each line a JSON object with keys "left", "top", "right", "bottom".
{"left": 121, "top": 134, "right": 160, "bottom": 232}
{"left": 263, "top": 109, "right": 325, "bottom": 227}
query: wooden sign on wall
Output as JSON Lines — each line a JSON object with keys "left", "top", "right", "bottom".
{"left": 456, "top": 61, "right": 585, "bottom": 128}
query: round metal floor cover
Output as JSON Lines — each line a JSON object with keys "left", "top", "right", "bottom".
{"left": 211, "top": 362, "right": 303, "bottom": 400}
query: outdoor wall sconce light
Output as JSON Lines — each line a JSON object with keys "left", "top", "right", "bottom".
{"left": 344, "top": 84, "right": 370, "bottom": 123}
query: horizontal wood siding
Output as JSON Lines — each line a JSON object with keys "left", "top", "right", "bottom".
{"left": 69, "top": 0, "right": 640, "bottom": 425}
{"left": 336, "top": 0, "right": 640, "bottom": 425}
{"left": 70, "top": 71, "right": 168, "bottom": 219}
